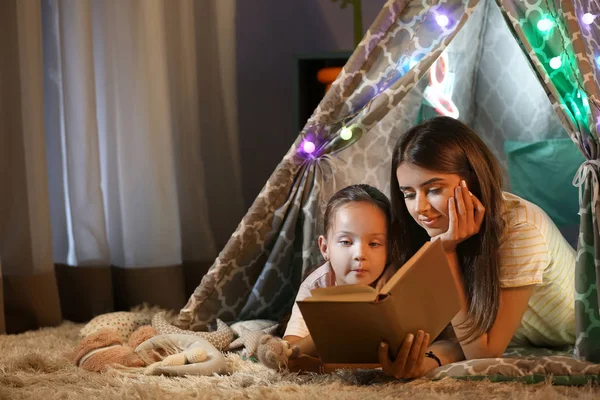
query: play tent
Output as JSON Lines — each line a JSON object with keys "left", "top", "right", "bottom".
{"left": 177, "top": 0, "right": 600, "bottom": 363}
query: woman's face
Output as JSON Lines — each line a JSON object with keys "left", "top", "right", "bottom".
{"left": 396, "top": 163, "right": 462, "bottom": 237}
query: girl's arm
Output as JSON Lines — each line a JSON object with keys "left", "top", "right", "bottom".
{"left": 283, "top": 334, "right": 319, "bottom": 357}
{"left": 445, "top": 250, "right": 535, "bottom": 359}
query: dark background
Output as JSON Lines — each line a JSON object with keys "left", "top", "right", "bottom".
{"left": 236, "top": 0, "right": 387, "bottom": 209}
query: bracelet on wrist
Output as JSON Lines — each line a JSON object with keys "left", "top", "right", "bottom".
{"left": 425, "top": 351, "right": 442, "bottom": 367}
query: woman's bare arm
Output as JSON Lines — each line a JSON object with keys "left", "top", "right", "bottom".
{"left": 446, "top": 250, "right": 534, "bottom": 359}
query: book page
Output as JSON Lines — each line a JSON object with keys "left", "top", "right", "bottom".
{"left": 308, "top": 284, "right": 378, "bottom": 302}
{"left": 301, "top": 292, "right": 377, "bottom": 302}
{"left": 379, "top": 241, "right": 435, "bottom": 294}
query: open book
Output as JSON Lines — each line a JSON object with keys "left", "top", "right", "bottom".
{"left": 296, "top": 239, "right": 462, "bottom": 364}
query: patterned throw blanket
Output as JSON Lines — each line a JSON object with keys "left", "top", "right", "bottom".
{"left": 427, "top": 347, "right": 600, "bottom": 385}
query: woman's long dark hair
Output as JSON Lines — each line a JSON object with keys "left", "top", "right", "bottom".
{"left": 390, "top": 116, "right": 505, "bottom": 341}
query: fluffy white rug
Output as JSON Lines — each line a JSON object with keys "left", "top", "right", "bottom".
{"left": 0, "top": 321, "right": 598, "bottom": 400}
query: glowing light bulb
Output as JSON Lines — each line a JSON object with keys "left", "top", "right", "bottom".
{"left": 340, "top": 127, "right": 353, "bottom": 140}
{"left": 582, "top": 13, "right": 596, "bottom": 25}
{"left": 435, "top": 15, "right": 449, "bottom": 28}
{"left": 549, "top": 56, "right": 562, "bottom": 69}
{"left": 537, "top": 18, "right": 553, "bottom": 32}
{"left": 570, "top": 100, "right": 582, "bottom": 118}
{"left": 303, "top": 141, "right": 315, "bottom": 154}
{"left": 596, "top": 55, "right": 600, "bottom": 69}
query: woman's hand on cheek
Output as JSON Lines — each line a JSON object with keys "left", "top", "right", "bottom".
{"left": 433, "top": 180, "right": 485, "bottom": 252}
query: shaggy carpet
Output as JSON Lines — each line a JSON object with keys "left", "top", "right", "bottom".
{"left": 1, "top": 322, "right": 599, "bottom": 400}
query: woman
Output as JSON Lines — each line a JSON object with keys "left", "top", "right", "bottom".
{"left": 380, "top": 116, "right": 576, "bottom": 379}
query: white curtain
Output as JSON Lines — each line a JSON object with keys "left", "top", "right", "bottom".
{"left": 42, "top": 0, "right": 243, "bottom": 268}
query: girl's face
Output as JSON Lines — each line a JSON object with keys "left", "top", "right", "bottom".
{"left": 319, "top": 202, "right": 388, "bottom": 286}
{"left": 396, "top": 163, "right": 462, "bottom": 237}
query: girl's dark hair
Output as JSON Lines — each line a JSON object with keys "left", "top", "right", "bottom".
{"left": 323, "top": 184, "right": 392, "bottom": 236}
{"left": 390, "top": 116, "right": 505, "bottom": 342}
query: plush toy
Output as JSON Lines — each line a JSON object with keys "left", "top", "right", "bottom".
{"left": 72, "top": 325, "right": 228, "bottom": 376}
{"left": 227, "top": 325, "right": 274, "bottom": 357}
{"left": 72, "top": 325, "right": 160, "bottom": 372}
{"left": 256, "top": 334, "right": 300, "bottom": 371}
{"left": 152, "top": 311, "right": 234, "bottom": 351}
{"left": 136, "top": 334, "right": 227, "bottom": 376}
{"left": 227, "top": 321, "right": 279, "bottom": 355}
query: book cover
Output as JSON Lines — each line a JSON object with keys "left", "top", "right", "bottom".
{"left": 297, "top": 239, "right": 462, "bottom": 364}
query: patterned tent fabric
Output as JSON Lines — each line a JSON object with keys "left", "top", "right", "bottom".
{"left": 178, "top": 0, "right": 600, "bottom": 364}
{"left": 496, "top": 0, "right": 600, "bottom": 363}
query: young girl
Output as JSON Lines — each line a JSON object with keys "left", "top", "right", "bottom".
{"left": 283, "top": 184, "right": 396, "bottom": 356}
{"left": 379, "top": 116, "right": 576, "bottom": 379}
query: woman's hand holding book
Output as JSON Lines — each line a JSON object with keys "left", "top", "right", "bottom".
{"left": 378, "top": 330, "right": 436, "bottom": 379}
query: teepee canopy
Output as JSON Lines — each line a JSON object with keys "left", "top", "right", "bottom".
{"left": 178, "top": 0, "right": 600, "bottom": 361}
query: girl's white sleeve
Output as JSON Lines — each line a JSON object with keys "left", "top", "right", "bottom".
{"left": 283, "top": 280, "right": 313, "bottom": 338}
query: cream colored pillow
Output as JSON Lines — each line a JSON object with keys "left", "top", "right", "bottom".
{"left": 80, "top": 311, "right": 153, "bottom": 340}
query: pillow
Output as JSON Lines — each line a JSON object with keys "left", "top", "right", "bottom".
{"left": 80, "top": 311, "right": 153, "bottom": 340}
{"left": 504, "top": 139, "right": 585, "bottom": 228}
{"left": 426, "top": 346, "right": 600, "bottom": 385}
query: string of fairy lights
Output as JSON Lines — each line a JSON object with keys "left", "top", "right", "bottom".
{"left": 299, "top": 5, "right": 445, "bottom": 156}
{"left": 297, "top": 1, "right": 600, "bottom": 158}
{"left": 537, "top": 0, "right": 600, "bottom": 123}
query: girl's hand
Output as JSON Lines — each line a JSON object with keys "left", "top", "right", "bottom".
{"left": 378, "top": 330, "right": 432, "bottom": 379}
{"left": 432, "top": 180, "right": 485, "bottom": 252}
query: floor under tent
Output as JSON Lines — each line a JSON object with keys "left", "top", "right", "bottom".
{"left": 4, "top": 0, "right": 600, "bottom": 397}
